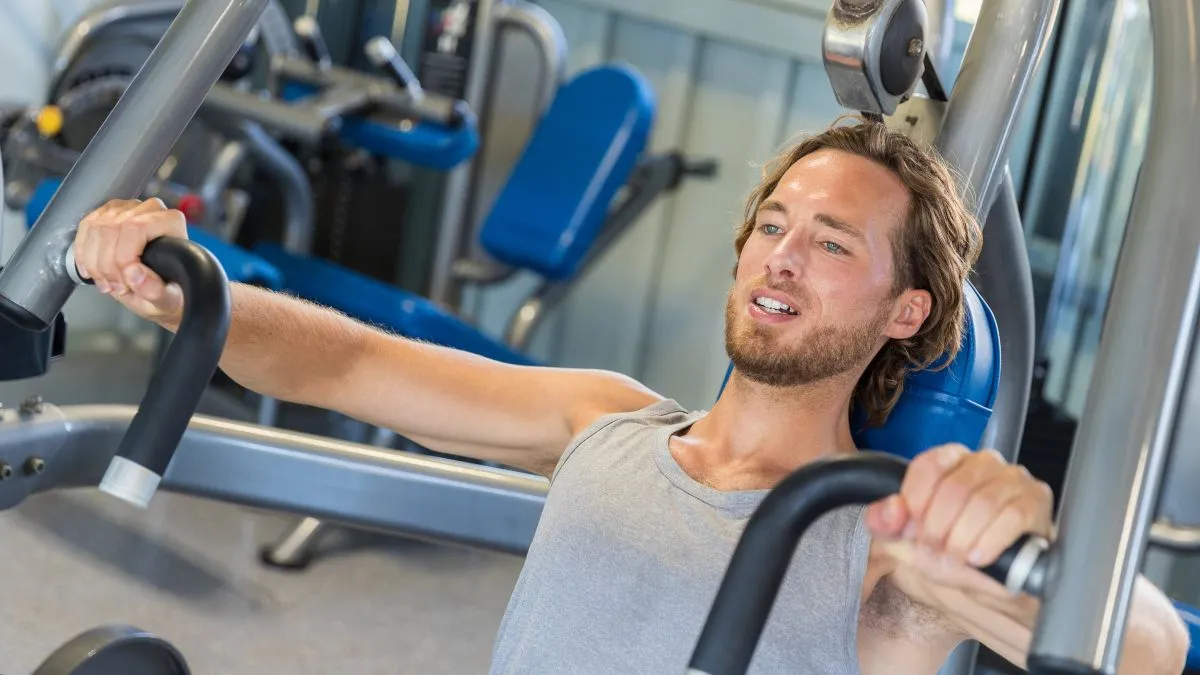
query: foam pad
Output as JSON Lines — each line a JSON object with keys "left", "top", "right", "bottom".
{"left": 186, "top": 227, "right": 283, "bottom": 290}
{"left": 1173, "top": 601, "right": 1200, "bottom": 669}
{"left": 280, "top": 82, "right": 478, "bottom": 170}
{"left": 717, "top": 281, "right": 1000, "bottom": 459}
{"left": 24, "top": 178, "right": 283, "bottom": 289}
{"left": 478, "top": 64, "right": 655, "bottom": 281}
{"left": 852, "top": 281, "right": 1000, "bottom": 459}
{"left": 254, "top": 243, "right": 536, "bottom": 366}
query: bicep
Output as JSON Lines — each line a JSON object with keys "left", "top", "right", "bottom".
{"left": 331, "top": 330, "right": 663, "bottom": 471}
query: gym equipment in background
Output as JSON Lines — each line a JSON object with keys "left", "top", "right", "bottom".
{"left": 0, "top": 0, "right": 1199, "bottom": 672}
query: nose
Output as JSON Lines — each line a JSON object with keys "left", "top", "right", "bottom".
{"left": 763, "top": 232, "right": 802, "bottom": 280}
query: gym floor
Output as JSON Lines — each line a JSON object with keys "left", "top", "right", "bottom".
{"left": 0, "top": 335, "right": 523, "bottom": 675}
{"left": 0, "top": 333, "right": 1016, "bottom": 675}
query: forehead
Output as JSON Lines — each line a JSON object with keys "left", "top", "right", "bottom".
{"left": 767, "top": 148, "right": 910, "bottom": 234}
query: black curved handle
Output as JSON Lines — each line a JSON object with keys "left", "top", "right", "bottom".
{"left": 687, "top": 452, "right": 1048, "bottom": 675}
{"left": 101, "top": 236, "right": 230, "bottom": 503}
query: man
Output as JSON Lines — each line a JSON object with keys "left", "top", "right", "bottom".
{"left": 74, "top": 116, "right": 1188, "bottom": 674}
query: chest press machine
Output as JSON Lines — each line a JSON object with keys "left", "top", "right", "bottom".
{"left": 0, "top": 1, "right": 1196, "bottom": 674}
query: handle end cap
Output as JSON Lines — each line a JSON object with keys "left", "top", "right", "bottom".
{"left": 98, "top": 456, "right": 161, "bottom": 508}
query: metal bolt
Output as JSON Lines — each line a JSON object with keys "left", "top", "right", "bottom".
{"left": 23, "top": 457, "right": 44, "bottom": 476}
{"left": 907, "top": 37, "right": 924, "bottom": 57}
{"left": 20, "top": 395, "right": 43, "bottom": 415}
{"left": 0, "top": 464, "right": 14, "bottom": 480}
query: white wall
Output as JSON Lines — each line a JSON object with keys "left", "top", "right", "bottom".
{"left": 467, "top": 0, "right": 845, "bottom": 411}
{"left": 0, "top": 0, "right": 127, "bottom": 342}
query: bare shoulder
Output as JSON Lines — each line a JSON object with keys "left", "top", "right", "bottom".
{"left": 558, "top": 368, "right": 666, "bottom": 438}
{"left": 857, "top": 542, "right": 964, "bottom": 674}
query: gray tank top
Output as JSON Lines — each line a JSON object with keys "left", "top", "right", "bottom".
{"left": 489, "top": 399, "right": 870, "bottom": 674}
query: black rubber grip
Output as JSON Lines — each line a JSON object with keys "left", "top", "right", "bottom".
{"left": 980, "top": 532, "right": 1035, "bottom": 584}
{"left": 114, "top": 236, "right": 230, "bottom": 475}
{"left": 688, "top": 452, "right": 1038, "bottom": 675}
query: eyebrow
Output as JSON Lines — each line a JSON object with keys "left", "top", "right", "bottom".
{"left": 814, "top": 213, "right": 866, "bottom": 241}
{"left": 758, "top": 200, "right": 865, "bottom": 241}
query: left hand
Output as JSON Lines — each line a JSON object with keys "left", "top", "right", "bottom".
{"left": 864, "top": 444, "right": 1054, "bottom": 599}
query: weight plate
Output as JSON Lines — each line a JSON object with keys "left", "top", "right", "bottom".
{"left": 33, "top": 625, "right": 189, "bottom": 675}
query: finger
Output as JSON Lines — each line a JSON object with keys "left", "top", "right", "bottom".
{"left": 127, "top": 210, "right": 188, "bottom": 240}
{"left": 73, "top": 219, "right": 94, "bottom": 281}
{"left": 920, "top": 449, "right": 1007, "bottom": 550}
{"left": 966, "top": 490, "right": 1052, "bottom": 569}
{"left": 942, "top": 466, "right": 1029, "bottom": 561}
{"left": 865, "top": 494, "right": 910, "bottom": 539}
{"left": 900, "top": 444, "right": 970, "bottom": 536}
{"left": 127, "top": 197, "right": 167, "bottom": 216}
{"left": 95, "top": 226, "right": 124, "bottom": 294}
{"left": 87, "top": 199, "right": 142, "bottom": 224}
{"left": 113, "top": 213, "right": 180, "bottom": 269}
{"left": 79, "top": 220, "right": 109, "bottom": 291}
{"left": 123, "top": 263, "right": 166, "bottom": 303}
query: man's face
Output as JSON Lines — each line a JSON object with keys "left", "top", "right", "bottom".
{"left": 725, "top": 148, "right": 930, "bottom": 388}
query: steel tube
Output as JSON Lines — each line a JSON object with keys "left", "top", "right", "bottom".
{"left": 0, "top": 0, "right": 269, "bottom": 331}
{"left": 1, "top": 404, "right": 547, "bottom": 555}
{"left": 973, "top": 171, "right": 1036, "bottom": 458}
{"left": 1027, "top": 0, "right": 1200, "bottom": 669}
{"left": 935, "top": 0, "right": 1061, "bottom": 219}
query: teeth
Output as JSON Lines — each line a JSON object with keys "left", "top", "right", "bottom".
{"left": 754, "top": 297, "right": 795, "bottom": 314}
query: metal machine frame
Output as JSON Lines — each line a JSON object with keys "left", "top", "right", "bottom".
{"left": 0, "top": 0, "right": 1196, "bottom": 673}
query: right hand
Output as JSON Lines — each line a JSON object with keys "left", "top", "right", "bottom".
{"left": 74, "top": 198, "right": 188, "bottom": 327}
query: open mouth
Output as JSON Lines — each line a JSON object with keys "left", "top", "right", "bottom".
{"left": 752, "top": 297, "right": 797, "bottom": 315}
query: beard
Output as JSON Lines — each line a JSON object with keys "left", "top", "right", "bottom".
{"left": 723, "top": 287, "right": 891, "bottom": 389}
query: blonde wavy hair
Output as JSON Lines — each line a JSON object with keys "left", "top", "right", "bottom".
{"left": 734, "top": 115, "right": 983, "bottom": 426}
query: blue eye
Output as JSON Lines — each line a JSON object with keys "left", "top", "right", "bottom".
{"left": 762, "top": 223, "right": 782, "bottom": 235}
{"left": 823, "top": 241, "right": 847, "bottom": 255}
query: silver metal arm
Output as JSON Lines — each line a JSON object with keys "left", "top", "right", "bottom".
{"left": 1026, "top": 0, "right": 1200, "bottom": 669}
{"left": 496, "top": 2, "right": 569, "bottom": 116}
{"left": 933, "top": 0, "right": 1061, "bottom": 466}
{"left": 935, "top": 0, "right": 1061, "bottom": 219}
{"left": 1, "top": 404, "right": 546, "bottom": 555}
{"left": 0, "top": 0, "right": 269, "bottom": 331}
{"left": 972, "top": 171, "right": 1036, "bottom": 457}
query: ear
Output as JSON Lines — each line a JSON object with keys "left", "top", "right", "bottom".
{"left": 884, "top": 289, "right": 931, "bottom": 340}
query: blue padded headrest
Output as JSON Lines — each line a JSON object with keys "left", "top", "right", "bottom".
{"left": 718, "top": 281, "right": 1001, "bottom": 460}
{"left": 478, "top": 64, "right": 656, "bottom": 281}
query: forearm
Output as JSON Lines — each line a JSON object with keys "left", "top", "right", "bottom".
{"left": 955, "top": 575, "right": 1188, "bottom": 674}
{"left": 163, "top": 282, "right": 371, "bottom": 405}
{"left": 160, "top": 283, "right": 661, "bottom": 473}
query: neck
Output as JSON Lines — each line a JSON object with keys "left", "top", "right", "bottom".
{"left": 685, "top": 369, "right": 861, "bottom": 477}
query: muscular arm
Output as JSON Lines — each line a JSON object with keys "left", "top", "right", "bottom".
{"left": 871, "top": 545, "right": 1189, "bottom": 675}
{"left": 862, "top": 443, "right": 1190, "bottom": 675}
{"left": 75, "top": 200, "right": 663, "bottom": 475}
{"left": 941, "top": 574, "right": 1189, "bottom": 675}
{"left": 172, "top": 284, "right": 664, "bottom": 475}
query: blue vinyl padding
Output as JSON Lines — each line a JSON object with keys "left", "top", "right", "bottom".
{"left": 280, "top": 82, "right": 478, "bottom": 170}
{"left": 1174, "top": 601, "right": 1200, "bottom": 669}
{"left": 477, "top": 64, "right": 655, "bottom": 281}
{"left": 186, "top": 227, "right": 284, "bottom": 290}
{"left": 253, "top": 242, "right": 535, "bottom": 366}
{"left": 717, "top": 281, "right": 1000, "bottom": 460}
{"left": 852, "top": 281, "right": 1001, "bottom": 459}
{"left": 25, "top": 178, "right": 283, "bottom": 289}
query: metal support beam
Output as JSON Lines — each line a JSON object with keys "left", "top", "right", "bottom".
{"left": 0, "top": 404, "right": 547, "bottom": 555}
{"left": 936, "top": 0, "right": 1060, "bottom": 219}
{"left": 1027, "top": 0, "right": 1200, "bottom": 669}
{"left": 934, "top": 0, "right": 1060, "bottom": 466}
{"left": 972, "top": 171, "right": 1036, "bottom": 457}
{"left": 0, "top": 0, "right": 269, "bottom": 331}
